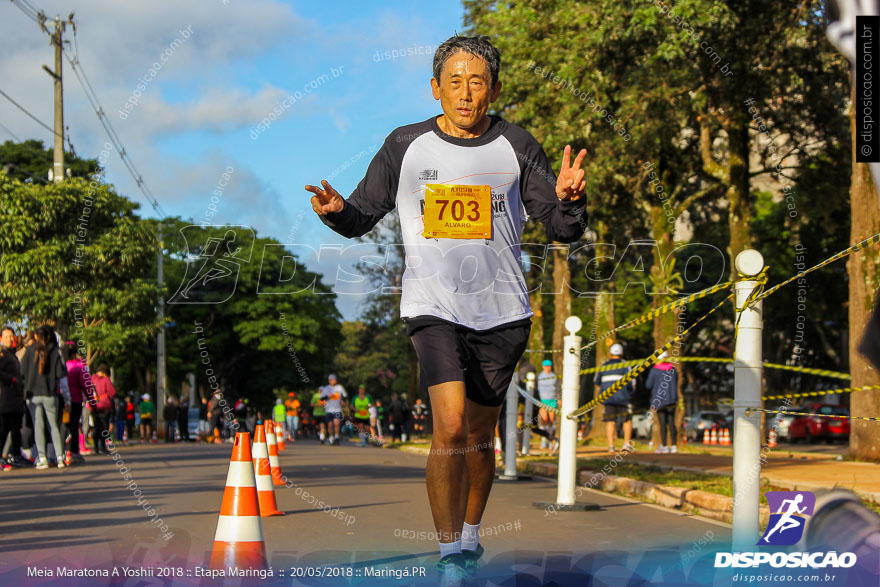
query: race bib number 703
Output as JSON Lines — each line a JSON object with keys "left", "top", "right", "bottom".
{"left": 422, "top": 183, "right": 492, "bottom": 239}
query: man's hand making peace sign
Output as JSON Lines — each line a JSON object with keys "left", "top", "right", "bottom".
{"left": 555, "top": 144, "right": 587, "bottom": 202}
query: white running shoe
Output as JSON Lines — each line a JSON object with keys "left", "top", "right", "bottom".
{"left": 654, "top": 445, "right": 668, "bottom": 454}
{"left": 35, "top": 458, "right": 49, "bottom": 470}
{"left": 670, "top": 445, "right": 678, "bottom": 454}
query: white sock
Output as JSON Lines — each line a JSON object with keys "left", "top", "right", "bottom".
{"left": 439, "top": 540, "right": 461, "bottom": 558}
{"left": 401, "top": 433, "right": 407, "bottom": 442}
{"left": 319, "top": 432, "right": 325, "bottom": 441}
{"left": 461, "top": 522, "right": 481, "bottom": 551}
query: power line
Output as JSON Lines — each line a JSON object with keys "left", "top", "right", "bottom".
{"left": 0, "top": 121, "right": 21, "bottom": 142}
{"left": 10, "top": 0, "right": 167, "bottom": 217}
{"left": 0, "top": 86, "right": 70, "bottom": 144}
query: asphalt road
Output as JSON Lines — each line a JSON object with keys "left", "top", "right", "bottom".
{"left": 0, "top": 438, "right": 735, "bottom": 586}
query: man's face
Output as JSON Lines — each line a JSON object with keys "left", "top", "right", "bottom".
{"left": 542, "top": 365, "right": 552, "bottom": 373}
{"left": 431, "top": 51, "right": 501, "bottom": 132}
{"left": 329, "top": 378, "right": 337, "bottom": 386}
{"left": 0, "top": 329, "right": 13, "bottom": 349}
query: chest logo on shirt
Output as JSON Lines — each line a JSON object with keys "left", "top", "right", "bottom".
{"left": 418, "top": 169, "right": 439, "bottom": 181}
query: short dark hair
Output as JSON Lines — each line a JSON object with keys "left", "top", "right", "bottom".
{"left": 433, "top": 35, "right": 501, "bottom": 86}
{"left": 1, "top": 326, "right": 14, "bottom": 337}
{"left": 97, "top": 363, "right": 110, "bottom": 374}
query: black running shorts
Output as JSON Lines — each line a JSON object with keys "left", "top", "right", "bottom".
{"left": 602, "top": 404, "right": 632, "bottom": 422}
{"left": 406, "top": 316, "right": 531, "bottom": 407}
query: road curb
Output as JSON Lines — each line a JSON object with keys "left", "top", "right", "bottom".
{"left": 518, "top": 460, "right": 769, "bottom": 525}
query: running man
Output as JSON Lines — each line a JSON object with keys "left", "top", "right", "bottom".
{"left": 310, "top": 387, "right": 327, "bottom": 443}
{"left": 763, "top": 494, "right": 808, "bottom": 543}
{"left": 536, "top": 359, "right": 559, "bottom": 452}
{"left": 320, "top": 375, "right": 347, "bottom": 445}
{"left": 305, "top": 35, "right": 586, "bottom": 580}
{"left": 351, "top": 384, "right": 373, "bottom": 447}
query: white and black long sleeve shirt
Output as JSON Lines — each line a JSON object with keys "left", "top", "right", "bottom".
{"left": 321, "top": 115, "right": 587, "bottom": 331}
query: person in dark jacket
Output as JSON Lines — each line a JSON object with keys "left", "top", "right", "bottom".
{"left": 0, "top": 327, "right": 28, "bottom": 468}
{"left": 177, "top": 398, "right": 190, "bottom": 441}
{"left": 645, "top": 351, "right": 679, "bottom": 454}
{"left": 20, "top": 325, "right": 69, "bottom": 469}
{"left": 163, "top": 397, "right": 179, "bottom": 442}
{"left": 388, "top": 393, "right": 411, "bottom": 442}
{"left": 593, "top": 343, "right": 635, "bottom": 454}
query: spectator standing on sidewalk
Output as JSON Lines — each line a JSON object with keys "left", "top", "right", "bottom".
{"left": 139, "top": 393, "right": 155, "bottom": 442}
{"left": 0, "top": 326, "right": 28, "bottom": 469}
{"left": 645, "top": 351, "right": 679, "bottom": 454}
{"left": 20, "top": 325, "right": 69, "bottom": 469}
{"left": 91, "top": 364, "right": 116, "bottom": 454}
{"left": 61, "top": 342, "right": 88, "bottom": 464}
{"left": 163, "top": 397, "right": 179, "bottom": 442}
{"left": 178, "top": 398, "right": 190, "bottom": 441}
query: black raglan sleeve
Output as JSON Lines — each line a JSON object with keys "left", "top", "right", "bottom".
{"left": 320, "top": 132, "right": 408, "bottom": 239}
{"left": 506, "top": 126, "right": 587, "bottom": 243}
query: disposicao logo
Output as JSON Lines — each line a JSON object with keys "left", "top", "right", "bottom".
{"left": 758, "top": 491, "right": 815, "bottom": 546}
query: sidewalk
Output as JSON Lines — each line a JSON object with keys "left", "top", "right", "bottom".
{"left": 564, "top": 444, "right": 880, "bottom": 502}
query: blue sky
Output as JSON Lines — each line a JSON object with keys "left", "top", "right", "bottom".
{"left": 1, "top": 0, "right": 467, "bottom": 319}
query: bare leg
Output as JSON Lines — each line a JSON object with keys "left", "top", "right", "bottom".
{"left": 605, "top": 420, "right": 616, "bottom": 448}
{"left": 623, "top": 420, "right": 633, "bottom": 447}
{"left": 464, "top": 400, "right": 503, "bottom": 525}
{"left": 426, "top": 382, "right": 468, "bottom": 544}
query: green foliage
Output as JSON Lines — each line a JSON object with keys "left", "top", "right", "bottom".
{"left": 0, "top": 139, "right": 100, "bottom": 182}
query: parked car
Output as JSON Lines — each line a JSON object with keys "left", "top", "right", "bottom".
{"left": 788, "top": 404, "right": 850, "bottom": 443}
{"left": 187, "top": 407, "right": 200, "bottom": 440}
{"left": 684, "top": 410, "right": 726, "bottom": 441}
{"left": 765, "top": 407, "right": 798, "bottom": 442}
{"left": 632, "top": 412, "right": 654, "bottom": 439}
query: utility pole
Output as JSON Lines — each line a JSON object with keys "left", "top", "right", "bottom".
{"left": 157, "top": 223, "right": 167, "bottom": 436}
{"left": 38, "top": 14, "right": 73, "bottom": 183}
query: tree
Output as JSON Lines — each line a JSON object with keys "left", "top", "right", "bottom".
{"left": 0, "top": 171, "right": 160, "bottom": 365}
{"left": 0, "top": 139, "right": 98, "bottom": 182}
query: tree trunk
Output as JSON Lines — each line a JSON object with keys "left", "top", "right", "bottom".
{"left": 528, "top": 272, "right": 545, "bottom": 356}
{"left": 726, "top": 110, "right": 752, "bottom": 276}
{"left": 551, "top": 243, "right": 572, "bottom": 376}
{"left": 588, "top": 286, "right": 616, "bottom": 439}
{"left": 847, "top": 82, "right": 880, "bottom": 460}
{"left": 650, "top": 208, "right": 678, "bottom": 448}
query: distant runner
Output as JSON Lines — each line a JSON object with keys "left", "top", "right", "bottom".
{"left": 305, "top": 35, "right": 586, "bottom": 582}
{"left": 536, "top": 359, "right": 559, "bottom": 453}
{"left": 351, "top": 384, "right": 373, "bottom": 447}
{"left": 310, "top": 388, "right": 327, "bottom": 443}
{"left": 320, "top": 374, "right": 347, "bottom": 446}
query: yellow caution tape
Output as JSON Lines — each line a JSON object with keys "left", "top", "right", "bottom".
{"left": 574, "top": 357, "right": 849, "bottom": 380}
{"left": 747, "top": 407, "right": 880, "bottom": 424}
{"left": 567, "top": 292, "right": 734, "bottom": 420}
{"left": 579, "top": 279, "right": 736, "bottom": 352}
{"left": 756, "top": 232, "right": 880, "bottom": 303}
{"left": 762, "top": 384, "right": 880, "bottom": 401}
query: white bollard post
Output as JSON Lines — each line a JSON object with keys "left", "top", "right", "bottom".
{"left": 556, "top": 316, "right": 583, "bottom": 506}
{"left": 732, "top": 250, "right": 765, "bottom": 548}
{"left": 500, "top": 379, "right": 519, "bottom": 480}
{"left": 522, "top": 372, "right": 536, "bottom": 455}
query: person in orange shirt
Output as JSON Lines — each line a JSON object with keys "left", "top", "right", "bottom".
{"left": 284, "top": 392, "right": 301, "bottom": 442}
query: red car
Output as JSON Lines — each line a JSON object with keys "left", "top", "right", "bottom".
{"left": 788, "top": 403, "right": 850, "bottom": 443}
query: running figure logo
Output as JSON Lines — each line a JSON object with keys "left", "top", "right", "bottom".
{"left": 758, "top": 491, "right": 816, "bottom": 546}
{"left": 168, "top": 225, "right": 255, "bottom": 304}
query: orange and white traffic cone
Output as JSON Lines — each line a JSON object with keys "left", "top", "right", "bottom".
{"left": 710, "top": 427, "right": 718, "bottom": 445}
{"left": 265, "top": 422, "right": 284, "bottom": 486}
{"left": 275, "top": 422, "right": 286, "bottom": 451}
{"left": 768, "top": 430, "right": 778, "bottom": 448}
{"left": 210, "top": 432, "right": 267, "bottom": 570}
{"left": 252, "top": 425, "right": 284, "bottom": 517}
{"left": 703, "top": 429, "right": 710, "bottom": 445}
{"left": 721, "top": 428, "right": 730, "bottom": 446}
